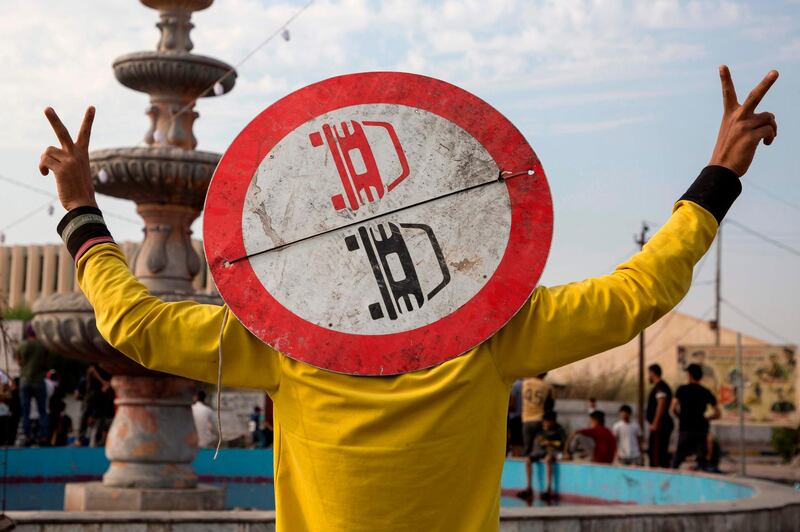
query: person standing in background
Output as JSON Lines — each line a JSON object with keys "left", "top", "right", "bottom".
{"left": 7, "top": 378, "right": 21, "bottom": 446}
{"left": 612, "top": 404, "right": 643, "bottom": 465}
{"left": 521, "top": 373, "right": 554, "bottom": 459}
{"left": 16, "top": 325, "right": 50, "bottom": 446}
{"left": 671, "top": 364, "right": 721, "bottom": 470}
{"left": 507, "top": 379, "right": 523, "bottom": 456}
{"left": 249, "top": 405, "right": 266, "bottom": 448}
{"left": 646, "top": 364, "right": 674, "bottom": 467}
{"left": 82, "top": 363, "right": 114, "bottom": 447}
{"left": 191, "top": 390, "right": 219, "bottom": 449}
{"left": 0, "top": 369, "right": 12, "bottom": 445}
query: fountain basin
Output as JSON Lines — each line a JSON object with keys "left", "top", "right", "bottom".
{"left": 113, "top": 51, "right": 235, "bottom": 97}
{"left": 90, "top": 146, "right": 221, "bottom": 207}
{"left": 5, "top": 449, "right": 799, "bottom": 531}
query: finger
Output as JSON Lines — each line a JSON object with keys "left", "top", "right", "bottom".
{"left": 76, "top": 106, "right": 95, "bottom": 149}
{"left": 39, "top": 154, "right": 61, "bottom": 176}
{"left": 44, "top": 107, "right": 75, "bottom": 150}
{"left": 765, "top": 121, "right": 777, "bottom": 145}
{"left": 751, "top": 124, "right": 776, "bottom": 145}
{"left": 741, "top": 70, "right": 779, "bottom": 115}
{"left": 742, "top": 112, "right": 776, "bottom": 130}
{"left": 719, "top": 65, "right": 738, "bottom": 113}
{"left": 43, "top": 145, "right": 66, "bottom": 161}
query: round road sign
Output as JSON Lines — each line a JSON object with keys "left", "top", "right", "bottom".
{"left": 204, "top": 72, "right": 552, "bottom": 376}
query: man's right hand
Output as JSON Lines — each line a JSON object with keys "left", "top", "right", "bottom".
{"left": 39, "top": 106, "right": 98, "bottom": 212}
{"left": 709, "top": 65, "right": 778, "bottom": 177}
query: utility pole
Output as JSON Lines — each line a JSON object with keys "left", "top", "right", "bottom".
{"left": 635, "top": 222, "right": 649, "bottom": 429}
{"left": 714, "top": 226, "right": 722, "bottom": 345}
{"left": 736, "top": 332, "right": 746, "bottom": 476}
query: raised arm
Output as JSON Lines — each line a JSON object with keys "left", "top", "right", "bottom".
{"left": 487, "top": 66, "right": 778, "bottom": 382}
{"left": 39, "top": 107, "right": 281, "bottom": 392}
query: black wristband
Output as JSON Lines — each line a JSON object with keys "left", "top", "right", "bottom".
{"left": 679, "top": 165, "right": 741, "bottom": 224}
{"left": 57, "top": 206, "right": 115, "bottom": 262}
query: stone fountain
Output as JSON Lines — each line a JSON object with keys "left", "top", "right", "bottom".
{"left": 32, "top": 0, "right": 235, "bottom": 511}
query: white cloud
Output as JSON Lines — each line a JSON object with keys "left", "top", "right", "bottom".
{"left": 633, "top": 0, "right": 746, "bottom": 29}
{"left": 0, "top": 0, "right": 767, "bottom": 153}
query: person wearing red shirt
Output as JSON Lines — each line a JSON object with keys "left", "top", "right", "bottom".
{"left": 567, "top": 410, "right": 617, "bottom": 464}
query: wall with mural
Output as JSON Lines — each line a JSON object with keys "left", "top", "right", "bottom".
{"left": 678, "top": 344, "right": 797, "bottom": 425}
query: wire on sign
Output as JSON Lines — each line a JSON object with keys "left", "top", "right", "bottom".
{"left": 226, "top": 169, "right": 535, "bottom": 265}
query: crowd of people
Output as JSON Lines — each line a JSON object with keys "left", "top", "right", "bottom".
{"left": 3, "top": 324, "right": 276, "bottom": 450}
{"left": 0, "top": 325, "right": 117, "bottom": 447}
{"left": 509, "top": 363, "right": 723, "bottom": 500}
{"left": 4, "top": 323, "right": 723, "bottom": 468}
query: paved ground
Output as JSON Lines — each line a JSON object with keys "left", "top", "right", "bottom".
{"left": 718, "top": 455, "right": 800, "bottom": 485}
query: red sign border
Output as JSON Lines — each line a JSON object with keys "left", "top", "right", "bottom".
{"left": 204, "top": 72, "right": 553, "bottom": 375}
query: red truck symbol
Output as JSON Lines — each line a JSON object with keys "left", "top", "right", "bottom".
{"left": 309, "top": 120, "right": 410, "bottom": 212}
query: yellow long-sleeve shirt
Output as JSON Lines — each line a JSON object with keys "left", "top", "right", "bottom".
{"left": 76, "top": 192, "right": 720, "bottom": 531}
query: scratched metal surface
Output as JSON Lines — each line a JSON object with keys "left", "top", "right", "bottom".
{"left": 204, "top": 72, "right": 553, "bottom": 375}
{"left": 242, "top": 103, "right": 510, "bottom": 335}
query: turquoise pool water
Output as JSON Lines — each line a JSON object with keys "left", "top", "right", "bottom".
{"left": 3, "top": 448, "right": 754, "bottom": 510}
{"left": 500, "top": 458, "right": 754, "bottom": 507}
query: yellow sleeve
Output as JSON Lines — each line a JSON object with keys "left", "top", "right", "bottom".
{"left": 77, "top": 243, "right": 282, "bottom": 392}
{"left": 487, "top": 200, "right": 717, "bottom": 382}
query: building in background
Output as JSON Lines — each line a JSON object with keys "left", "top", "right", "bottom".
{"left": 0, "top": 241, "right": 217, "bottom": 310}
{"left": 548, "top": 311, "right": 784, "bottom": 400}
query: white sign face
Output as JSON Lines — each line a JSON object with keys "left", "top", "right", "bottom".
{"left": 241, "top": 104, "right": 512, "bottom": 335}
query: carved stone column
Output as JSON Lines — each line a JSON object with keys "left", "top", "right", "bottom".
{"left": 133, "top": 204, "right": 202, "bottom": 293}
{"left": 103, "top": 376, "right": 198, "bottom": 489}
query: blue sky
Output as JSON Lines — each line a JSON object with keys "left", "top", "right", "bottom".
{"left": 0, "top": 0, "right": 798, "bottom": 345}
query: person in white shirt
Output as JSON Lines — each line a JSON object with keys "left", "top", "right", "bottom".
{"left": 612, "top": 404, "right": 643, "bottom": 466}
{"left": 191, "top": 390, "right": 219, "bottom": 449}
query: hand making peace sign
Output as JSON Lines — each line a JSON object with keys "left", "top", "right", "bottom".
{"left": 39, "top": 106, "right": 98, "bottom": 212}
{"left": 709, "top": 65, "right": 779, "bottom": 176}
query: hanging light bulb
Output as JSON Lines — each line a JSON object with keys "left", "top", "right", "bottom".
{"left": 213, "top": 81, "right": 225, "bottom": 96}
{"left": 98, "top": 168, "right": 109, "bottom": 184}
{"left": 47, "top": 204, "right": 55, "bottom": 216}
{"left": 281, "top": 28, "right": 290, "bottom": 42}
{"left": 154, "top": 129, "right": 165, "bottom": 143}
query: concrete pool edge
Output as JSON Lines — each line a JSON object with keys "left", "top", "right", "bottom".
{"left": 499, "top": 473, "right": 800, "bottom": 531}
{"left": 7, "top": 473, "right": 800, "bottom": 531}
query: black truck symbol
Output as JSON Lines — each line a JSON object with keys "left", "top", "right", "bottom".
{"left": 344, "top": 222, "right": 451, "bottom": 321}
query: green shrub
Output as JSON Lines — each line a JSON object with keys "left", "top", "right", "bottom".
{"left": 770, "top": 426, "right": 800, "bottom": 462}
{"left": 3, "top": 305, "right": 33, "bottom": 321}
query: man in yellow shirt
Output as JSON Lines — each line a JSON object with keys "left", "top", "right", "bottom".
{"left": 37, "top": 66, "right": 777, "bottom": 531}
{"left": 519, "top": 372, "right": 554, "bottom": 499}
